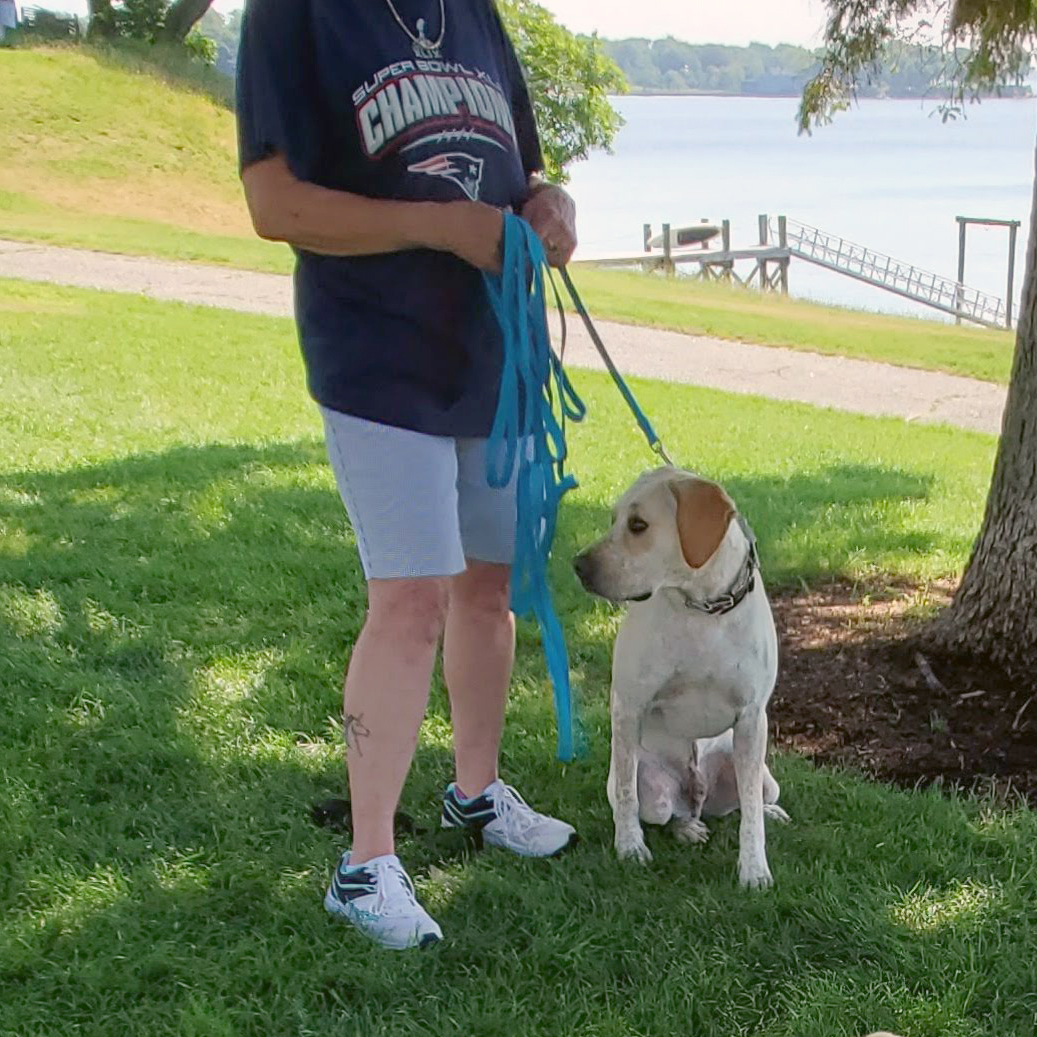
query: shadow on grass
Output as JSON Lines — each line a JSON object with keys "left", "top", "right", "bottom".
{"left": 3, "top": 441, "right": 1030, "bottom": 1037}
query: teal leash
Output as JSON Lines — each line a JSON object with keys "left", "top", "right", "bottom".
{"left": 483, "top": 213, "right": 587, "bottom": 762}
{"left": 558, "top": 266, "right": 675, "bottom": 467}
{"left": 482, "top": 216, "right": 675, "bottom": 762}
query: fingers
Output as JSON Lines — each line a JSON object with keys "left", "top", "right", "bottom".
{"left": 545, "top": 235, "right": 576, "bottom": 267}
{"left": 521, "top": 186, "right": 577, "bottom": 267}
{"left": 538, "top": 221, "right": 576, "bottom": 267}
{"left": 531, "top": 205, "right": 574, "bottom": 255}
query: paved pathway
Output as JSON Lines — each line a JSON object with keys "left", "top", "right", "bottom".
{"left": 0, "top": 239, "right": 1006, "bottom": 434}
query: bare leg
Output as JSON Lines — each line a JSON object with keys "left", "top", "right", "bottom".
{"left": 344, "top": 577, "right": 448, "bottom": 864}
{"left": 442, "top": 560, "right": 514, "bottom": 798}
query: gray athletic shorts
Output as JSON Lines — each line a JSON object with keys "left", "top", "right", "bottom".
{"left": 319, "top": 406, "right": 519, "bottom": 580}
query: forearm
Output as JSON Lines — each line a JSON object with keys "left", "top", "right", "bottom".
{"left": 243, "top": 155, "right": 448, "bottom": 257}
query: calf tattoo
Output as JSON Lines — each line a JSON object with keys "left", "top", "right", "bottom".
{"left": 343, "top": 713, "right": 371, "bottom": 757}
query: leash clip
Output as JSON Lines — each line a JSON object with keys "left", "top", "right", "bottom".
{"left": 650, "top": 437, "right": 675, "bottom": 468}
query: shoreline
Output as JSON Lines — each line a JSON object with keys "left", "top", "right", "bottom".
{"left": 614, "top": 89, "right": 1033, "bottom": 101}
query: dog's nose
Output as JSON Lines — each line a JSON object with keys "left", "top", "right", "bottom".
{"left": 573, "top": 553, "right": 593, "bottom": 583}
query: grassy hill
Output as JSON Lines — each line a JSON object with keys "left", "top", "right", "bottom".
{"left": 0, "top": 44, "right": 290, "bottom": 269}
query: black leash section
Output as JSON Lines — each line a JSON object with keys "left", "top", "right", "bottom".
{"left": 557, "top": 266, "right": 676, "bottom": 467}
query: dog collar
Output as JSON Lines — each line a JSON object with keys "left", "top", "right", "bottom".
{"left": 677, "top": 514, "right": 759, "bottom": 617}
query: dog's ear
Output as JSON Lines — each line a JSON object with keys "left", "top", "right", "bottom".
{"left": 670, "top": 477, "right": 735, "bottom": 568}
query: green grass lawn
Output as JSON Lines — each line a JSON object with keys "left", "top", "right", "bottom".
{"left": 567, "top": 268, "right": 1016, "bottom": 385}
{"left": 4, "top": 279, "right": 1033, "bottom": 1036}
{"left": 1, "top": 43, "right": 1016, "bottom": 388}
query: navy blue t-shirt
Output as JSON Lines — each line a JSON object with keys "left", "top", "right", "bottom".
{"left": 235, "top": 0, "right": 544, "bottom": 436}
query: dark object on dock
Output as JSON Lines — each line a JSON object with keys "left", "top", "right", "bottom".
{"left": 646, "top": 221, "right": 720, "bottom": 250}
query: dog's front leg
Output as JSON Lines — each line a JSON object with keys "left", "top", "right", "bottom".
{"left": 732, "top": 708, "right": 772, "bottom": 889}
{"left": 608, "top": 700, "right": 651, "bottom": 863}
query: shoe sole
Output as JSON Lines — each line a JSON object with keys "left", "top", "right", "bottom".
{"left": 324, "top": 889, "right": 442, "bottom": 951}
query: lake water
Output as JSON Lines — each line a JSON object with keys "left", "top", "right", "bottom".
{"left": 566, "top": 94, "right": 1036, "bottom": 322}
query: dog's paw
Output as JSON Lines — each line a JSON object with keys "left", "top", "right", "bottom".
{"left": 764, "top": 804, "right": 791, "bottom": 824}
{"left": 615, "top": 829, "right": 653, "bottom": 864}
{"left": 738, "top": 860, "right": 774, "bottom": 889}
{"left": 673, "top": 818, "right": 710, "bottom": 844}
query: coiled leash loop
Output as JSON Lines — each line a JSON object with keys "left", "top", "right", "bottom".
{"left": 483, "top": 214, "right": 586, "bottom": 762}
{"left": 483, "top": 216, "right": 678, "bottom": 761}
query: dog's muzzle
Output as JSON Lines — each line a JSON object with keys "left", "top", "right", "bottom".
{"left": 573, "top": 552, "right": 652, "bottom": 602}
{"left": 572, "top": 552, "right": 595, "bottom": 590}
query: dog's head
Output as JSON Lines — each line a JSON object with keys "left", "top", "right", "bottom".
{"left": 573, "top": 466, "right": 736, "bottom": 603}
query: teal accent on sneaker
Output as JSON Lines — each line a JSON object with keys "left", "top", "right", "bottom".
{"left": 442, "top": 780, "right": 577, "bottom": 857}
{"left": 324, "top": 851, "right": 442, "bottom": 951}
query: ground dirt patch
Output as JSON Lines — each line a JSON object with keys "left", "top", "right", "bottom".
{"left": 771, "top": 581, "right": 1037, "bottom": 803}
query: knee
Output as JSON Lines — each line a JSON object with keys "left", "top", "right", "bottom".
{"left": 450, "top": 562, "right": 512, "bottom": 620}
{"left": 367, "top": 578, "right": 449, "bottom": 648}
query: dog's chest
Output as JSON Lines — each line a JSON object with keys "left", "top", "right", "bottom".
{"left": 632, "top": 612, "right": 774, "bottom": 746}
{"left": 614, "top": 590, "right": 777, "bottom": 745}
{"left": 642, "top": 671, "right": 745, "bottom": 745}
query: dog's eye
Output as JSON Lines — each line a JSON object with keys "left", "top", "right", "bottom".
{"left": 627, "top": 516, "right": 648, "bottom": 534}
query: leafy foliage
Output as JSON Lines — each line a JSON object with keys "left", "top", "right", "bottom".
{"left": 182, "top": 27, "right": 214, "bottom": 66}
{"left": 86, "top": 0, "right": 212, "bottom": 43}
{"left": 486, "top": 0, "right": 626, "bottom": 181}
{"left": 798, "top": 0, "right": 1035, "bottom": 131}
{"left": 196, "top": 6, "right": 240, "bottom": 75}
{"left": 117, "top": 0, "right": 165, "bottom": 41}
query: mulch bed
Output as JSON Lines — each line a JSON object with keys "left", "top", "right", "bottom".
{"left": 770, "top": 582, "right": 1037, "bottom": 804}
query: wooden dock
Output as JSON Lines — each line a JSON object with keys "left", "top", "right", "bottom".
{"left": 572, "top": 213, "right": 1011, "bottom": 329}
{"left": 572, "top": 216, "right": 791, "bottom": 293}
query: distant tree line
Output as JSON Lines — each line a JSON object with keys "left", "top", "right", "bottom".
{"left": 598, "top": 36, "right": 1030, "bottom": 97}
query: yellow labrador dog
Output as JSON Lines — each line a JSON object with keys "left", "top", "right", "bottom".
{"left": 574, "top": 466, "right": 788, "bottom": 888}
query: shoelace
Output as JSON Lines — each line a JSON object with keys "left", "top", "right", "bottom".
{"left": 490, "top": 784, "right": 545, "bottom": 835}
{"left": 373, "top": 858, "right": 420, "bottom": 917}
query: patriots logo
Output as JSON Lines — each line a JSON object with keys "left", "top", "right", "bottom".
{"left": 407, "top": 152, "right": 485, "bottom": 201}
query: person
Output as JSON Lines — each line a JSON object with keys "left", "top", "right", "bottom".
{"left": 0, "top": 0, "right": 18, "bottom": 39}
{"left": 235, "top": 0, "right": 579, "bottom": 951}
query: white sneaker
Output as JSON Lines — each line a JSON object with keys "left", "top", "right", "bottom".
{"left": 324, "top": 851, "right": 442, "bottom": 950}
{"left": 442, "top": 779, "right": 578, "bottom": 857}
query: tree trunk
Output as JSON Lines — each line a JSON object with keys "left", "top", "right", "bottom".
{"left": 158, "top": 0, "right": 213, "bottom": 42}
{"left": 933, "top": 136, "right": 1037, "bottom": 673}
{"left": 86, "top": 0, "right": 117, "bottom": 38}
